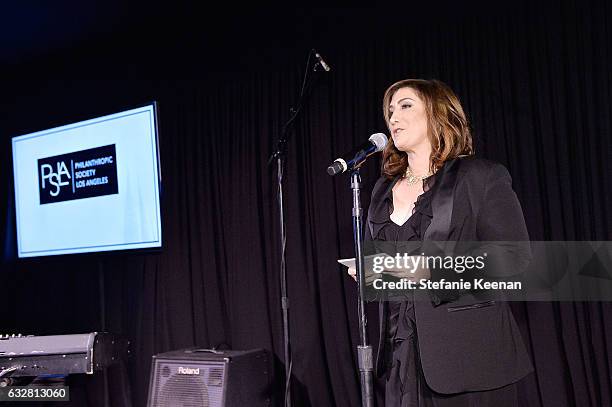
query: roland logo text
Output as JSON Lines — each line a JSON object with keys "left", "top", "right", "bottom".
{"left": 177, "top": 367, "right": 200, "bottom": 375}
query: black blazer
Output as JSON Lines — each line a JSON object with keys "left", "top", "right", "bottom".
{"left": 366, "top": 157, "right": 533, "bottom": 394}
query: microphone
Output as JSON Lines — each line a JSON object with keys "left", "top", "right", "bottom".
{"left": 314, "top": 52, "right": 331, "bottom": 72}
{"left": 327, "top": 133, "right": 388, "bottom": 176}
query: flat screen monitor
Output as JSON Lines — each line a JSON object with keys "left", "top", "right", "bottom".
{"left": 11, "top": 103, "right": 162, "bottom": 258}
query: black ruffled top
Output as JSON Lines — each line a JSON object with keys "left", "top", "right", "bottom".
{"left": 370, "top": 175, "right": 436, "bottom": 374}
{"left": 368, "top": 175, "right": 435, "bottom": 244}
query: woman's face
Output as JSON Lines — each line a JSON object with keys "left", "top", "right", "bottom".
{"left": 388, "top": 87, "right": 430, "bottom": 153}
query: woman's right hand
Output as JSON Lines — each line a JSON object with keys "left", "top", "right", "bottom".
{"left": 347, "top": 267, "right": 357, "bottom": 281}
{"left": 347, "top": 267, "right": 378, "bottom": 285}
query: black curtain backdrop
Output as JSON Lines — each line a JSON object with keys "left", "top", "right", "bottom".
{"left": 1, "top": 2, "right": 611, "bottom": 406}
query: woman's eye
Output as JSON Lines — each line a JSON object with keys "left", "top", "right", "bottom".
{"left": 401, "top": 103, "right": 412, "bottom": 109}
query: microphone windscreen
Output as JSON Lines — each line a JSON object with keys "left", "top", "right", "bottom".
{"left": 368, "top": 133, "right": 388, "bottom": 152}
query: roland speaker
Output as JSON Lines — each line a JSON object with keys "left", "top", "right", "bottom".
{"left": 147, "top": 348, "right": 271, "bottom": 407}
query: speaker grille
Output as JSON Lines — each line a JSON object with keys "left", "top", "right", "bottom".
{"left": 159, "top": 375, "right": 208, "bottom": 406}
{"left": 149, "top": 360, "right": 226, "bottom": 407}
{"left": 208, "top": 367, "right": 224, "bottom": 386}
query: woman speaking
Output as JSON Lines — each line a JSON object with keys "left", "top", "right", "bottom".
{"left": 350, "top": 79, "right": 532, "bottom": 406}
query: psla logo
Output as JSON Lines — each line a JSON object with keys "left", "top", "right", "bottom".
{"left": 177, "top": 367, "right": 200, "bottom": 375}
{"left": 40, "top": 161, "right": 71, "bottom": 197}
{"left": 38, "top": 144, "right": 118, "bottom": 205}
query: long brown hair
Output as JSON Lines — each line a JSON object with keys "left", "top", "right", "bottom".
{"left": 381, "top": 79, "right": 473, "bottom": 178}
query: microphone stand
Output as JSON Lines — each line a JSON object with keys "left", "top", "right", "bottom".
{"left": 268, "top": 49, "right": 325, "bottom": 407}
{"left": 350, "top": 169, "right": 375, "bottom": 407}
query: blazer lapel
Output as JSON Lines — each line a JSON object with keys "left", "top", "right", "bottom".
{"left": 423, "top": 158, "right": 462, "bottom": 241}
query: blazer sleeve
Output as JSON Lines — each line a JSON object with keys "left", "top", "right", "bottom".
{"left": 427, "top": 162, "right": 531, "bottom": 303}
{"left": 477, "top": 163, "right": 529, "bottom": 241}
{"left": 475, "top": 163, "right": 531, "bottom": 279}
{"left": 363, "top": 177, "right": 389, "bottom": 301}
{"left": 364, "top": 176, "right": 387, "bottom": 248}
